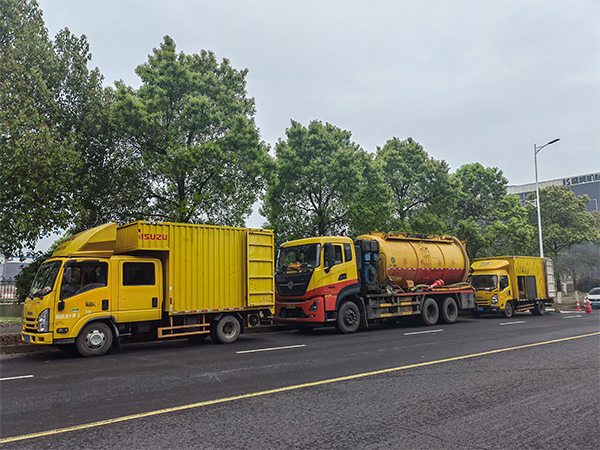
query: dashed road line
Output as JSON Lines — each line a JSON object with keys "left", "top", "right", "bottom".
{"left": 499, "top": 321, "right": 526, "bottom": 326}
{"left": 404, "top": 329, "right": 444, "bottom": 336}
{"left": 236, "top": 344, "right": 306, "bottom": 354}
{"left": 0, "top": 375, "right": 34, "bottom": 382}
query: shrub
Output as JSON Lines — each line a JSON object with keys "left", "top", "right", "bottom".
{"left": 576, "top": 275, "right": 600, "bottom": 294}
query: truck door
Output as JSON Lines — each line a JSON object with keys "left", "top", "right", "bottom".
{"left": 117, "top": 260, "right": 162, "bottom": 322}
{"left": 498, "top": 274, "right": 511, "bottom": 307}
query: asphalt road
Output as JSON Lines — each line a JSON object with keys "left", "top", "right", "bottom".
{"left": 1, "top": 312, "right": 599, "bottom": 449}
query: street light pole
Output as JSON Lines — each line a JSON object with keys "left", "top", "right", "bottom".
{"left": 534, "top": 138, "right": 560, "bottom": 258}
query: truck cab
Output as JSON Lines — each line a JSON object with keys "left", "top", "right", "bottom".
{"left": 22, "top": 255, "right": 163, "bottom": 353}
{"left": 470, "top": 260, "right": 513, "bottom": 316}
{"left": 274, "top": 236, "right": 360, "bottom": 326}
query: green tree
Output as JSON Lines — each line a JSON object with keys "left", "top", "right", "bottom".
{"left": 0, "top": 0, "right": 77, "bottom": 255}
{"left": 112, "top": 36, "right": 272, "bottom": 225}
{"left": 376, "top": 137, "right": 456, "bottom": 232}
{"left": 451, "top": 163, "right": 535, "bottom": 259}
{"left": 554, "top": 242, "right": 600, "bottom": 292}
{"left": 526, "top": 185, "right": 600, "bottom": 257}
{"left": 262, "top": 120, "right": 391, "bottom": 244}
{"left": 0, "top": 0, "right": 118, "bottom": 254}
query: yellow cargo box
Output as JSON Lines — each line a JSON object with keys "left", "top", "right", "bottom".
{"left": 115, "top": 221, "right": 275, "bottom": 314}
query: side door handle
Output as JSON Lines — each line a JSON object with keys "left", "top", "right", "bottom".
{"left": 152, "top": 297, "right": 158, "bottom": 308}
{"left": 338, "top": 273, "right": 347, "bottom": 281}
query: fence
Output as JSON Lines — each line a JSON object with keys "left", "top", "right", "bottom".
{"left": 0, "top": 279, "right": 18, "bottom": 302}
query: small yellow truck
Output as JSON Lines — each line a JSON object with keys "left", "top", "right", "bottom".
{"left": 21, "top": 221, "right": 274, "bottom": 356}
{"left": 470, "top": 256, "right": 556, "bottom": 318}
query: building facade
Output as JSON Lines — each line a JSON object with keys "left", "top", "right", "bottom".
{"left": 507, "top": 172, "right": 600, "bottom": 212}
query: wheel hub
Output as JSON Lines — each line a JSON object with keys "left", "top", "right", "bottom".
{"left": 86, "top": 330, "right": 105, "bottom": 348}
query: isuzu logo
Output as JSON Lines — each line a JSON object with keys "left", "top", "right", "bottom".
{"left": 287, "top": 281, "right": 294, "bottom": 290}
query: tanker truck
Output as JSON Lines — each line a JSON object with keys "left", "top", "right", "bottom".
{"left": 21, "top": 221, "right": 275, "bottom": 356}
{"left": 274, "top": 232, "right": 476, "bottom": 332}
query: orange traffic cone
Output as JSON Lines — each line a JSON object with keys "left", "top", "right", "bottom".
{"left": 576, "top": 298, "right": 581, "bottom": 311}
{"left": 585, "top": 299, "right": 592, "bottom": 314}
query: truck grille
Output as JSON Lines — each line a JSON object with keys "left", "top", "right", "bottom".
{"left": 276, "top": 272, "right": 313, "bottom": 297}
{"left": 23, "top": 317, "right": 38, "bottom": 332}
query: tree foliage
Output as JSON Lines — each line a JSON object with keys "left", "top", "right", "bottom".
{"left": 0, "top": 0, "right": 116, "bottom": 254}
{"left": 262, "top": 120, "right": 391, "bottom": 244}
{"left": 112, "top": 36, "right": 272, "bottom": 225}
{"left": 0, "top": 0, "right": 76, "bottom": 255}
{"left": 527, "top": 185, "right": 600, "bottom": 257}
{"left": 450, "top": 163, "right": 535, "bottom": 259}
{"left": 554, "top": 242, "right": 600, "bottom": 292}
{"left": 376, "top": 137, "right": 456, "bottom": 232}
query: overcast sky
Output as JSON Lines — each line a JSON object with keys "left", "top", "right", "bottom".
{"left": 35, "top": 0, "right": 599, "bottom": 234}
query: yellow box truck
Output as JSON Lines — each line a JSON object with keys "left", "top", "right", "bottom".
{"left": 470, "top": 256, "right": 556, "bottom": 318}
{"left": 21, "top": 221, "right": 274, "bottom": 356}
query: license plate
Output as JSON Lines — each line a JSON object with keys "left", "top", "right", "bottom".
{"left": 287, "top": 305, "right": 296, "bottom": 309}
{"left": 24, "top": 334, "right": 30, "bottom": 342}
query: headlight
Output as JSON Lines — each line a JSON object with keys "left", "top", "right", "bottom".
{"left": 491, "top": 295, "right": 499, "bottom": 306}
{"left": 38, "top": 308, "right": 50, "bottom": 332}
{"left": 309, "top": 299, "right": 320, "bottom": 312}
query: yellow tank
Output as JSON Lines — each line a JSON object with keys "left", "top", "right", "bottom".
{"left": 358, "top": 232, "right": 470, "bottom": 289}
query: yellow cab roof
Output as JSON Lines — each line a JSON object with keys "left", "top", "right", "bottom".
{"left": 471, "top": 259, "right": 509, "bottom": 271}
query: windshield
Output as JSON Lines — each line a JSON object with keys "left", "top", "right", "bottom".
{"left": 30, "top": 260, "right": 63, "bottom": 298}
{"left": 277, "top": 244, "right": 321, "bottom": 273}
{"left": 472, "top": 274, "right": 498, "bottom": 291}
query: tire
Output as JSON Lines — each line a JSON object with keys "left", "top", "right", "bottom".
{"left": 439, "top": 297, "right": 459, "bottom": 324}
{"left": 421, "top": 297, "right": 439, "bottom": 326}
{"left": 531, "top": 301, "right": 545, "bottom": 316}
{"left": 335, "top": 301, "right": 360, "bottom": 334}
{"left": 75, "top": 322, "right": 113, "bottom": 357}
{"left": 210, "top": 315, "right": 241, "bottom": 344}
{"left": 503, "top": 301, "right": 514, "bottom": 318}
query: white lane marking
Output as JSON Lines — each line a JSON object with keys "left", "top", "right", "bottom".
{"left": 499, "top": 321, "right": 526, "bottom": 326}
{"left": 0, "top": 375, "right": 34, "bottom": 382}
{"left": 404, "top": 329, "right": 444, "bottom": 336}
{"left": 236, "top": 344, "right": 306, "bottom": 354}
{"left": 564, "top": 315, "right": 582, "bottom": 319}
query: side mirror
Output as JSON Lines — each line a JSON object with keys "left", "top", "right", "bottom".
{"left": 58, "top": 300, "right": 65, "bottom": 311}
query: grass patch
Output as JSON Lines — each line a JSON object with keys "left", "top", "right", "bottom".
{"left": 0, "top": 317, "right": 21, "bottom": 326}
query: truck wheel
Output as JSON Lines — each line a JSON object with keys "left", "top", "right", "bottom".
{"left": 531, "top": 301, "right": 545, "bottom": 316}
{"left": 211, "top": 315, "right": 241, "bottom": 344}
{"left": 76, "top": 322, "right": 113, "bottom": 357}
{"left": 439, "top": 297, "right": 458, "bottom": 324}
{"left": 421, "top": 297, "right": 439, "bottom": 326}
{"left": 503, "top": 301, "right": 515, "bottom": 318}
{"left": 335, "top": 301, "right": 360, "bottom": 334}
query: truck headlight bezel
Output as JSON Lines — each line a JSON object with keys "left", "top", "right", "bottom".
{"left": 491, "top": 295, "right": 499, "bottom": 306}
{"left": 38, "top": 308, "right": 50, "bottom": 333}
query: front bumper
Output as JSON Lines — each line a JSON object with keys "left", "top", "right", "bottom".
{"left": 21, "top": 331, "right": 54, "bottom": 345}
